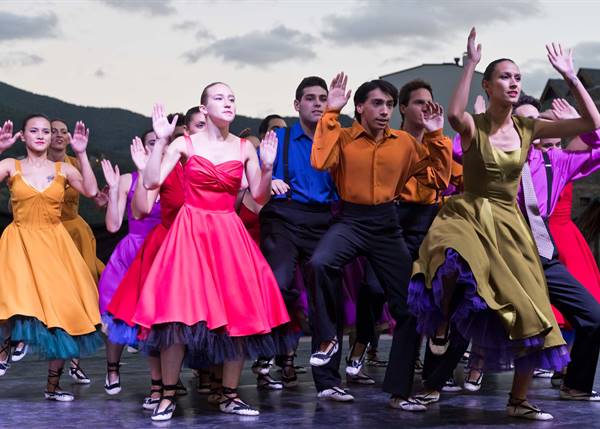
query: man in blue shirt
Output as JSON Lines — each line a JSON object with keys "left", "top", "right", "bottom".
{"left": 258, "top": 76, "right": 353, "bottom": 401}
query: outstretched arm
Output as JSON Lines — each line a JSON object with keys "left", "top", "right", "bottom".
{"left": 66, "top": 121, "right": 99, "bottom": 197}
{"left": 245, "top": 131, "right": 277, "bottom": 205}
{"left": 311, "top": 72, "right": 352, "bottom": 171}
{"left": 143, "top": 104, "right": 183, "bottom": 189}
{"left": 101, "top": 159, "right": 131, "bottom": 232}
{"left": 448, "top": 28, "right": 480, "bottom": 151}
{"left": 534, "top": 44, "right": 600, "bottom": 139}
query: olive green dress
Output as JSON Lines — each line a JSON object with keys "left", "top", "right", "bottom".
{"left": 409, "top": 113, "right": 568, "bottom": 369}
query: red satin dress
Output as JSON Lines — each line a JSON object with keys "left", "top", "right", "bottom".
{"left": 132, "top": 139, "right": 290, "bottom": 340}
{"left": 549, "top": 182, "right": 600, "bottom": 326}
{"left": 107, "top": 163, "right": 185, "bottom": 329}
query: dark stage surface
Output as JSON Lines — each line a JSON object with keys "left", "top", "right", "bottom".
{"left": 1, "top": 336, "right": 599, "bottom": 428}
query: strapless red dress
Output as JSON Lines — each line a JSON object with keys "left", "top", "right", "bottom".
{"left": 549, "top": 182, "right": 600, "bottom": 327}
{"left": 132, "top": 139, "right": 291, "bottom": 362}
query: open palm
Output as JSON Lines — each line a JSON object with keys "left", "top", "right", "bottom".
{"left": 0, "top": 120, "right": 21, "bottom": 152}
{"left": 69, "top": 121, "right": 89, "bottom": 153}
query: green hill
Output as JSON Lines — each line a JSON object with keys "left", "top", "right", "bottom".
{"left": 0, "top": 80, "right": 353, "bottom": 226}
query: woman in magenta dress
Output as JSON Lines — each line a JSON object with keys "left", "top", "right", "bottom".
{"left": 135, "top": 91, "right": 291, "bottom": 421}
{"left": 99, "top": 132, "right": 161, "bottom": 396}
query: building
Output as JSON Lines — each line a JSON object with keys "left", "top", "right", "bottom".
{"left": 380, "top": 58, "right": 484, "bottom": 133}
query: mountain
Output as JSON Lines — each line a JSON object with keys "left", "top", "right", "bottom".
{"left": 0, "top": 80, "right": 353, "bottom": 225}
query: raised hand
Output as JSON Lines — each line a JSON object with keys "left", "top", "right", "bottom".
{"left": 327, "top": 72, "right": 352, "bottom": 111}
{"left": 259, "top": 130, "right": 278, "bottom": 170}
{"left": 546, "top": 43, "right": 575, "bottom": 78}
{"left": 130, "top": 136, "right": 149, "bottom": 171}
{"left": 93, "top": 185, "right": 110, "bottom": 208}
{"left": 466, "top": 27, "right": 482, "bottom": 66}
{"left": 101, "top": 159, "right": 120, "bottom": 189}
{"left": 69, "top": 121, "right": 90, "bottom": 154}
{"left": 423, "top": 101, "right": 444, "bottom": 132}
{"left": 551, "top": 98, "right": 580, "bottom": 120}
{"left": 473, "top": 94, "right": 487, "bottom": 114}
{"left": 152, "top": 103, "right": 177, "bottom": 140}
{"left": 271, "top": 179, "right": 290, "bottom": 195}
{"left": 0, "top": 120, "right": 22, "bottom": 153}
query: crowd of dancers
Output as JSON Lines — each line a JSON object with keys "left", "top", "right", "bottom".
{"left": 1, "top": 28, "right": 600, "bottom": 422}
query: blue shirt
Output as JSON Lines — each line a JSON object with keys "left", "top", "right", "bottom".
{"left": 272, "top": 121, "right": 338, "bottom": 204}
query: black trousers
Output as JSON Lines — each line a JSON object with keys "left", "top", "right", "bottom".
{"left": 260, "top": 199, "right": 332, "bottom": 364}
{"left": 260, "top": 200, "right": 332, "bottom": 306}
{"left": 542, "top": 256, "right": 600, "bottom": 393}
{"left": 308, "top": 201, "right": 418, "bottom": 396}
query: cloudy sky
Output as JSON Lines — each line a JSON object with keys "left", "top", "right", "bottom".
{"left": 1, "top": 0, "right": 599, "bottom": 118}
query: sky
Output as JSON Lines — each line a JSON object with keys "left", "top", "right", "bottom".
{"left": 1, "top": 0, "right": 600, "bottom": 119}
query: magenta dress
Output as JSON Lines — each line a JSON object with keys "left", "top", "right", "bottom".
{"left": 132, "top": 138, "right": 292, "bottom": 363}
{"left": 98, "top": 172, "right": 161, "bottom": 315}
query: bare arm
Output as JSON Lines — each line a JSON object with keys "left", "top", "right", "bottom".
{"left": 533, "top": 44, "right": 600, "bottom": 139}
{"left": 245, "top": 131, "right": 277, "bottom": 205}
{"left": 0, "top": 158, "right": 15, "bottom": 184}
{"left": 68, "top": 121, "right": 99, "bottom": 198}
{"left": 448, "top": 28, "right": 480, "bottom": 151}
{"left": 101, "top": 159, "right": 130, "bottom": 233}
{"left": 143, "top": 103, "right": 183, "bottom": 189}
{"left": 143, "top": 137, "right": 185, "bottom": 190}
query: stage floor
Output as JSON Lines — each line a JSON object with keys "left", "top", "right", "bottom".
{"left": 1, "top": 336, "right": 599, "bottom": 428}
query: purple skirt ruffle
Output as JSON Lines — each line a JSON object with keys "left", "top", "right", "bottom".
{"left": 102, "top": 313, "right": 139, "bottom": 347}
{"left": 408, "top": 248, "right": 570, "bottom": 371}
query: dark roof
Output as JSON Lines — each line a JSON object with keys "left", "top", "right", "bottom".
{"left": 540, "top": 78, "right": 569, "bottom": 103}
{"left": 578, "top": 68, "right": 600, "bottom": 88}
{"left": 380, "top": 63, "right": 484, "bottom": 79}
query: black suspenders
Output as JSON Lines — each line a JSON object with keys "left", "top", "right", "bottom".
{"left": 542, "top": 151, "right": 553, "bottom": 219}
{"left": 282, "top": 127, "right": 293, "bottom": 199}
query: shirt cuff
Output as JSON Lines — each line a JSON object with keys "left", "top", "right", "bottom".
{"left": 579, "top": 129, "right": 600, "bottom": 148}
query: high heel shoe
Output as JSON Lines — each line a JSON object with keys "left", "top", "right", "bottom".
{"left": 0, "top": 339, "right": 11, "bottom": 377}
{"left": 142, "top": 379, "right": 163, "bottom": 410}
{"left": 44, "top": 368, "right": 74, "bottom": 402}
{"left": 150, "top": 385, "right": 178, "bottom": 422}
{"left": 104, "top": 361, "right": 121, "bottom": 395}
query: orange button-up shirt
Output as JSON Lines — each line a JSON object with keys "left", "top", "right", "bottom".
{"left": 399, "top": 133, "right": 454, "bottom": 205}
{"left": 311, "top": 111, "right": 452, "bottom": 205}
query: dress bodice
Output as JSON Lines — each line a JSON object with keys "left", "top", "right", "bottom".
{"left": 9, "top": 160, "right": 66, "bottom": 228}
{"left": 183, "top": 156, "right": 243, "bottom": 212}
{"left": 463, "top": 114, "right": 534, "bottom": 204}
{"left": 127, "top": 171, "right": 161, "bottom": 235}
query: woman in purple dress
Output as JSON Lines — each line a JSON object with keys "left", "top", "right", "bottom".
{"left": 98, "top": 131, "right": 161, "bottom": 395}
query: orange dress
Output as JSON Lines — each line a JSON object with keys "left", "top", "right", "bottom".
{"left": 61, "top": 155, "right": 105, "bottom": 283}
{"left": 0, "top": 160, "right": 101, "bottom": 359}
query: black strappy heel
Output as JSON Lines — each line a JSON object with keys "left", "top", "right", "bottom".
{"left": 69, "top": 359, "right": 91, "bottom": 384}
{"left": 150, "top": 384, "right": 177, "bottom": 421}
{"left": 45, "top": 367, "right": 74, "bottom": 402}
{"left": 0, "top": 339, "right": 11, "bottom": 376}
{"left": 219, "top": 387, "right": 259, "bottom": 416}
{"left": 104, "top": 361, "right": 121, "bottom": 395}
{"left": 142, "top": 378, "right": 163, "bottom": 410}
{"left": 280, "top": 354, "right": 298, "bottom": 388}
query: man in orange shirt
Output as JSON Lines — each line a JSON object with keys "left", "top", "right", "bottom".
{"left": 349, "top": 80, "right": 456, "bottom": 386}
{"left": 307, "top": 73, "right": 452, "bottom": 409}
